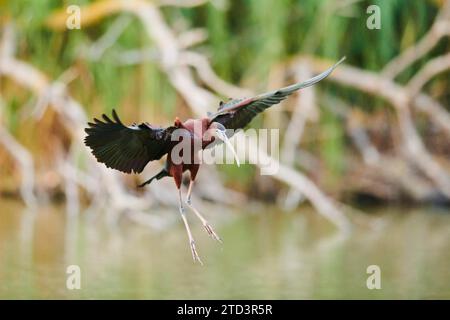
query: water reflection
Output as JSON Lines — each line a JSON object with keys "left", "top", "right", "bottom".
{"left": 0, "top": 200, "right": 449, "bottom": 299}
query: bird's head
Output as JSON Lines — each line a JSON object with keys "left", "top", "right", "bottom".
{"left": 206, "top": 122, "right": 240, "bottom": 167}
{"left": 174, "top": 117, "right": 183, "bottom": 128}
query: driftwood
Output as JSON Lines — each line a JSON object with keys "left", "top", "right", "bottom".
{"left": 294, "top": 57, "right": 450, "bottom": 198}
{"left": 382, "top": 0, "right": 450, "bottom": 79}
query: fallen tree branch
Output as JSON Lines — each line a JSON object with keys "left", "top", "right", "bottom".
{"left": 299, "top": 57, "right": 450, "bottom": 198}
{"left": 382, "top": 0, "right": 450, "bottom": 79}
{"left": 180, "top": 51, "right": 253, "bottom": 98}
{"left": 280, "top": 62, "right": 316, "bottom": 209}
{"left": 246, "top": 134, "right": 351, "bottom": 231}
{"left": 0, "top": 25, "right": 37, "bottom": 207}
{"left": 0, "top": 126, "right": 37, "bottom": 207}
{"left": 326, "top": 95, "right": 436, "bottom": 201}
{"left": 407, "top": 52, "right": 450, "bottom": 97}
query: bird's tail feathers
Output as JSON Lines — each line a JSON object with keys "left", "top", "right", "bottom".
{"left": 138, "top": 169, "right": 169, "bottom": 188}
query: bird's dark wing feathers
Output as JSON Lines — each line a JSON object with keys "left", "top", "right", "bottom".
{"left": 210, "top": 57, "right": 345, "bottom": 131}
{"left": 84, "top": 109, "right": 175, "bottom": 174}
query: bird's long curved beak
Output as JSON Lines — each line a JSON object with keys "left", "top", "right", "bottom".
{"left": 216, "top": 129, "right": 240, "bottom": 167}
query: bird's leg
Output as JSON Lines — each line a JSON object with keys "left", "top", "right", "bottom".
{"left": 185, "top": 180, "right": 222, "bottom": 243}
{"left": 186, "top": 179, "right": 194, "bottom": 205}
{"left": 178, "top": 188, "right": 203, "bottom": 265}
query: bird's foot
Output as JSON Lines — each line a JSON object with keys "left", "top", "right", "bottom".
{"left": 190, "top": 240, "right": 203, "bottom": 265}
{"left": 203, "top": 222, "right": 223, "bottom": 243}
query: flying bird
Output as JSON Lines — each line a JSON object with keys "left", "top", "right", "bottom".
{"left": 84, "top": 57, "right": 345, "bottom": 264}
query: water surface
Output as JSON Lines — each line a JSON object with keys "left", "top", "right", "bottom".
{"left": 0, "top": 200, "right": 449, "bottom": 299}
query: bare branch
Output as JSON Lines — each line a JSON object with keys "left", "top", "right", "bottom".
{"left": 177, "top": 28, "right": 208, "bottom": 49}
{"left": 382, "top": 0, "right": 450, "bottom": 79}
{"left": 301, "top": 57, "right": 450, "bottom": 197}
{"left": 280, "top": 62, "right": 316, "bottom": 209}
{"left": 0, "top": 126, "right": 37, "bottom": 207}
{"left": 180, "top": 51, "right": 253, "bottom": 98}
{"left": 407, "top": 52, "right": 450, "bottom": 97}
{"left": 86, "top": 14, "right": 132, "bottom": 61}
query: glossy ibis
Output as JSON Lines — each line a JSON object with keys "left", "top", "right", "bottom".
{"left": 84, "top": 57, "right": 345, "bottom": 264}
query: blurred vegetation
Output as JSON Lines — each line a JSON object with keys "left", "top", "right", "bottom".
{"left": 0, "top": 0, "right": 449, "bottom": 200}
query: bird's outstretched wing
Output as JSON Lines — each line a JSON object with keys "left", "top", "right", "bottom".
{"left": 85, "top": 109, "right": 176, "bottom": 174}
{"left": 210, "top": 57, "right": 345, "bottom": 132}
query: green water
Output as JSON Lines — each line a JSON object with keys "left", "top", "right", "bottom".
{"left": 0, "top": 200, "right": 449, "bottom": 299}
